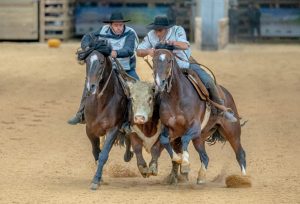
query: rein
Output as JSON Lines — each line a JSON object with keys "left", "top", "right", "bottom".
{"left": 97, "top": 57, "right": 113, "bottom": 99}
{"left": 154, "top": 49, "right": 175, "bottom": 93}
{"left": 173, "top": 54, "right": 217, "bottom": 84}
{"left": 143, "top": 56, "right": 153, "bottom": 70}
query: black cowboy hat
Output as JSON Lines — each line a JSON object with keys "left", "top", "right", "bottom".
{"left": 147, "top": 15, "right": 173, "bottom": 30}
{"left": 103, "top": 12, "right": 130, "bottom": 23}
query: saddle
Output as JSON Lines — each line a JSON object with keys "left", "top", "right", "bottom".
{"left": 182, "top": 64, "right": 227, "bottom": 113}
{"left": 182, "top": 68, "right": 209, "bottom": 101}
{"left": 113, "top": 57, "right": 136, "bottom": 99}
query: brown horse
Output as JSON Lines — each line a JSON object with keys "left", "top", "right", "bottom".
{"left": 82, "top": 49, "right": 129, "bottom": 190}
{"left": 127, "top": 81, "right": 163, "bottom": 177}
{"left": 152, "top": 48, "right": 247, "bottom": 184}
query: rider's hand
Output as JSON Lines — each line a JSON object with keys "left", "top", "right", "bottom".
{"left": 111, "top": 50, "right": 117, "bottom": 58}
{"left": 166, "top": 40, "right": 175, "bottom": 46}
{"left": 148, "top": 48, "right": 155, "bottom": 57}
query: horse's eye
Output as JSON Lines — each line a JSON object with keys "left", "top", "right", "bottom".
{"left": 100, "top": 61, "right": 104, "bottom": 64}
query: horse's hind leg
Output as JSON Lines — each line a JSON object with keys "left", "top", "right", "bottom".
{"left": 219, "top": 124, "right": 246, "bottom": 175}
{"left": 192, "top": 136, "right": 209, "bottom": 184}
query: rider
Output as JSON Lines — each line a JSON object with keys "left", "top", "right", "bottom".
{"left": 68, "top": 12, "right": 140, "bottom": 125}
{"left": 137, "top": 15, "right": 237, "bottom": 122}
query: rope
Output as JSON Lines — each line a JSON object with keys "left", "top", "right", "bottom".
{"left": 143, "top": 56, "right": 153, "bottom": 70}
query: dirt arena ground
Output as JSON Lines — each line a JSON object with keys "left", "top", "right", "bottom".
{"left": 0, "top": 42, "right": 299, "bottom": 203}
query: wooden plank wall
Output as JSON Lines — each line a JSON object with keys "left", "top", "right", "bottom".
{"left": 0, "top": 0, "right": 38, "bottom": 40}
{"left": 39, "top": 0, "right": 75, "bottom": 42}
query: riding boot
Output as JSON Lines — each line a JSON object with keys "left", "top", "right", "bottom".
{"left": 190, "top": 64, "right": 237, "bottom": 123}
{"left": 209, "top": 86, "right": 237, "bottom": 123}
{"left": 67, "top": 86, "right": 88, "bottom": 125}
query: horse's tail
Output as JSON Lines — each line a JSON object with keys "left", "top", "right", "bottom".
{"left": 115, "top": 129, "right": 134, "bottom": 162}
{"left": 114, "top": 130, "right": 126, "bottom": 147}
{"left": 206, "top": 130, "right": 226, "bottom": 146}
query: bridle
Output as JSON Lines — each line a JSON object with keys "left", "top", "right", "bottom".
{"left": 87, "top": 52, "right": 113, "bottom": 98}
{"left": 153, "top": 49, "right": 175, "bottom": 93}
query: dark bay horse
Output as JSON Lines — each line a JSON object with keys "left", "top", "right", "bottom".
{"left": 152, "top": 48, "right": 247, "bottom": 184}
{"left": 82, "top": 49, "right": 129, "bottom": 190}
{"left": 127, "top": 81, "right": 163, "bottom": 177}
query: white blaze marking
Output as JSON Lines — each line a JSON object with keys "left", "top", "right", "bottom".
{"left": 90, "top": 54, "right": 98, "bottom": 63}
{"left": 155, "top": 74, "right": 161, "bottom": 86}
{"left": 86, "top": 80, "right": 90, "bottom": 90}
{"left": 159, "top": 54, "right": 166, "bottom": 61}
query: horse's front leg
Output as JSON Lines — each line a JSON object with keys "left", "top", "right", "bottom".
{"left": 90, "top": 127, "right": 119, "bottom": 190}
{"left": 129, "top": 133, "right": 148, "bottom": 178}
{"left": 159, "top": 126, "right": 182, "bottom": 163}
{"left": 181, "top": 122, "right": 201, "bottom": 174}
{"left": 192, "top": 136, "right": 209, "bottom": 184}
{"left": 86, "top": 128, "right": 101, "bottom": 162}
{"left": 159, "top": 135, "right": 183, "bottom": 185}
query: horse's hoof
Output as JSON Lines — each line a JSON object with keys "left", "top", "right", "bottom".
{"left": 148, "top": 163, "right": 158, "bottom": 176}
{"left": 138, "top": 165, "right": 149, "bottom": 178}
{"left": 124, "top": 151, "right": 134, "bottom": 162}
{"left": 165, "top": 174, "right": 178, "bottom": 185}
{"left": 178, "top": 173, "right": 189, "bottom": 183}
{"left": 180, "top": 164, "right": 190, "bottom": 174}
{"left": 197, "top": 179, "right": 206, "bottom": 185}
{"left": 90, "top": 183, "right": 99, "bottom": 190}
{"left": 197, "top": 167, "right": 206, "bottom": 185}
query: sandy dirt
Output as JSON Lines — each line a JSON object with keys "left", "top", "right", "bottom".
{"left": 0, "top": 42, "right": 299, "bottom": 203}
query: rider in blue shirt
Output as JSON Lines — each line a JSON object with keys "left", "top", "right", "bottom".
{"left": 68, "top": 12, "right": 139, "bottom": 125}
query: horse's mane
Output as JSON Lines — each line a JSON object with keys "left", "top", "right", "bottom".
{"left": 77, "top": 37, "right": 112, "bottom": 61}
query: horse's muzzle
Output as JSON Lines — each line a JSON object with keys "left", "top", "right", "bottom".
{"left": 87, "top": 84, "right": 97, "bottom": 95}
{"left": 156, "top": 81, "right": 167, "bottom": 92}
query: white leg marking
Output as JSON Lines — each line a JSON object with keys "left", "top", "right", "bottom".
{"left": 241, "top": 165, "right": 247, "bottom": 176}
{"left": 197, "top": 162, "right": 207, "bottom": 184}
{"left": 172, "top": 150, "right": 182, "bottom": 163}
{"left": 182, "top": 151, "right": 189, "bottom": 165}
